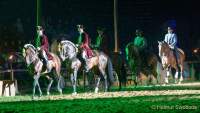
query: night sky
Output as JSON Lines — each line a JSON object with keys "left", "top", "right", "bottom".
{"left": 0, "top": 0, "right": 200, "bottom": 59}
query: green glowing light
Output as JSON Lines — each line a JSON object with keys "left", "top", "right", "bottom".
{"left": 35, "top": 0, "right": 41, "bottom": 47}
{"left": 36, "top": 0, "right": 41, "bottom": 26}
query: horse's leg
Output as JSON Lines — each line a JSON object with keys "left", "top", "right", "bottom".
{"left": 174, "top": 68, "right": 179, "bottom": 84}
{"left": 165, "top": 68, "right": 170, "bottom": 84}
{"left": 46, "top": 75, "right": 53, "bottom": 95}
{"left": 95, "top": 77, "right": 101, "bottom": 93}
{"left": 33, "top": 74, "right": 42, "bottom": 98}
{"left": 99, "top": 68, "right": 108, "bottom": 92}
{"left": 70, "top": 73, "right": 75, "bottom": 94}
{"left": 179, "top": 63, "right": 184, "bottom": 84}
{"left": 173, "top": 63, "right": 179, "bottom": 84}
{"left": 36, "top": 76, "right": 42, "bottom": 97}
{"left": 32, "top": 75, "right": 37, "bottom": 98}
{"left": 57, "top": 75, "right": 62, "bottom": 95}
{"left": 74, "top": 69, "right": 78, "bottom": 94}
{"left": 71, "top": 69, "right": 78, "bottom": 95}
{"left": 54, "top": 63, "right": 63, "bottom": 95}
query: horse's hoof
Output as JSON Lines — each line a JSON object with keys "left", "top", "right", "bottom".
{"left": 95, "top": 88, "right": 99, "bottom": 93}
{"left": 179, "top": 78, "right": 183, "bottom": 82}
{"left": 60, "top": 92, "right": 63, "bottom": 95}
{"left": 165, "top": 79, "right": 169, "bottom": 84}
{"left": 32, "top": 96, "right": 36, "bottom": 100}
{"left": 39, "top": 94, "right": 43, "bottom": 97}
{"left": 72, "top": 92, "right": 77, "bottom": 95}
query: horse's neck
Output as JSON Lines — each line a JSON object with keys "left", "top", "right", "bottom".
{"left": 34, "top": 57, "right": 40, "bottom": 65}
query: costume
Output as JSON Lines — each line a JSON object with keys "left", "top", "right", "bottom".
{"left": 133, "top": 36, "right": 147, "bottom": 51}
{"left": 164, "top": 31, "right": 178, "bottom": 65}
{"left": 164, "top": 33, "right": 177, "bottom": 49}
{"left": 40, "top": 34, "right": 53, "bottom": 60}
{"left": 80, "top": 32, "right": 94, "bottom": 58}
{"left": 94, "top": 34, "right": 103, "bottom": 49}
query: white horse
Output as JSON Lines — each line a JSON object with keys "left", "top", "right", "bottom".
{"left": 60, "top": 40, "right": 115, "bottom": 93}
{"left": 23, "top": 44, "right": 63, "bottom": 98}
{"left": 59, "top": 40, "right": 81, "bottom": 95}
{"left": 80, "top": 44, "right": 115, "bottom": 93}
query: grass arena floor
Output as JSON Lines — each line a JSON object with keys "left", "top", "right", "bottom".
{"left": 1, "top": 82, "right": 200, "bottom": 113}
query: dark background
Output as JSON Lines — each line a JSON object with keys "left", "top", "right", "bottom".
{"left": 0, "top": 0, "right": 200, "bottom": 60}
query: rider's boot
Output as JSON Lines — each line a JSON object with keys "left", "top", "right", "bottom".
{"left": 42, "top": 50, "right": 51, "bottom": 72}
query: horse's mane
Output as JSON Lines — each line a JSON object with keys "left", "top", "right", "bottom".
{"left": 24, "top": 44, "right": 37, "bottom": 54}
{"left": 161, "top": 41, "right": 169, "bottom": 47}
{"left": 61, "top": 40, "right": 77, "bottom": 52}
{"left": 24, "top": 44, "right": 36, "bottom": 50}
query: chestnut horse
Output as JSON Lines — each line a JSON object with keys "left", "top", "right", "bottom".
{"left": 158, "top": 41, "right": 185, "bottom": 84}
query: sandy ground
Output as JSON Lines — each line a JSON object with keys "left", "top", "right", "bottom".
{"left": 46, "top": 90, "right": 200, "bottom": 100}
{"left": 1, "top": 82, "right": 200, "bottom": 102}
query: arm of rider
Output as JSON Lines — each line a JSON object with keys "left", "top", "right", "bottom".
{"left": 164, "top": 34, "right": 168, "bottom": 43}
{"left": 125, "top": 46, "right": 129, "bottom": 60}
{"left": 141, "top": 38, "right": 147, "bottom": 49}
{"left": 171, "top": 34, "right": 177, "bottom": 48}
{"left": 169, "top": 45, "right": 174, "bottom": 49}
{"left": 37, "top": 47, "right": 41, "bottom": 51}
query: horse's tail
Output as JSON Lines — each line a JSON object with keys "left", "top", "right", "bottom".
{"left": 60, "top": 76, "right": 65, "bottom": 89}
{"left": 107, "top": 57, "right": 115, "bottom": 83}
{"left": 51, "top": 53, "right": 65, "bottom": 88}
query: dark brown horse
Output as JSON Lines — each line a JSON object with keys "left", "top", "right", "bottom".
{"left": 125, "top": 42, "right": 160, "bottom": 85}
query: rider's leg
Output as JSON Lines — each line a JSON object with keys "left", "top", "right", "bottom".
{"left": 42, "top": 49, "right": 51, "bottom": 71}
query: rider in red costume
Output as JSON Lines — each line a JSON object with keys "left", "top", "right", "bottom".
{"left": 36, "top": 26, "right": 52, "bottom": 71}
{"left": 77, "top": 25, "right": 94, "bottom": 58}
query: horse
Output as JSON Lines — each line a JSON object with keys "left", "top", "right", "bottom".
{"left": 158, "top": 41, "right": 185, "bottom": 84}
{"left": 125, "top": 42, "right": 160, "bottom": 85}
{"left": 73, "top": 42, "right": 114, "bottom": 93}
{"left": 22, "top": 44, "right": 63, "bottom": 97}
{"left": 58, "top": 40, "right": 81, "bottom": 95}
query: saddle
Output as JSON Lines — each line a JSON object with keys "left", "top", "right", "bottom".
{"left": 47, "top": 52, "right": 53, "bottom": 60}
{"left": 174, "top": 48, "right": 184, "bottom": 59}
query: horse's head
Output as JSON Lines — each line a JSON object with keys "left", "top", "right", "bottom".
{"left": 158, "top": 41, "right": 170, "bottom": 57}
{"left": 23, "top": 44, "right": 38, "bottom": 66}
{"left": 59, "top": 40, "right": 78, "bottom": 61}
{"left": 158, "top": 41, "right": 171, "bottom": 68}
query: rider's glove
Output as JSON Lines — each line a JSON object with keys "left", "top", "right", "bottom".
{"left": 37, "top": 47, "right": 41, "bottom": 51}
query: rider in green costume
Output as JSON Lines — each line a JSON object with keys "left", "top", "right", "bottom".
{"left": 125, "top": 29, "right": 147, "bottom": 60}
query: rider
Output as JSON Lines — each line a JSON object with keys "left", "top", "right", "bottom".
{"left": 76, "top": 25, "right": 94, "bottom": 59}
{"left": 93, "top": 26, "right": 110, "bottom": 55}
{"left": 134, "top": 29, "right": 147, "bottom": 52}
{"left": 125, "top": 29, "right": 147, "bottom": 60}
{"left": 36, "top": 26, "right": 52, "bottom": 71}
{"left": 164, "top": 26, "right": 178, "bottom": 66}
{"left": 93, "top": 27, "right": 105, "bottom": 50}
